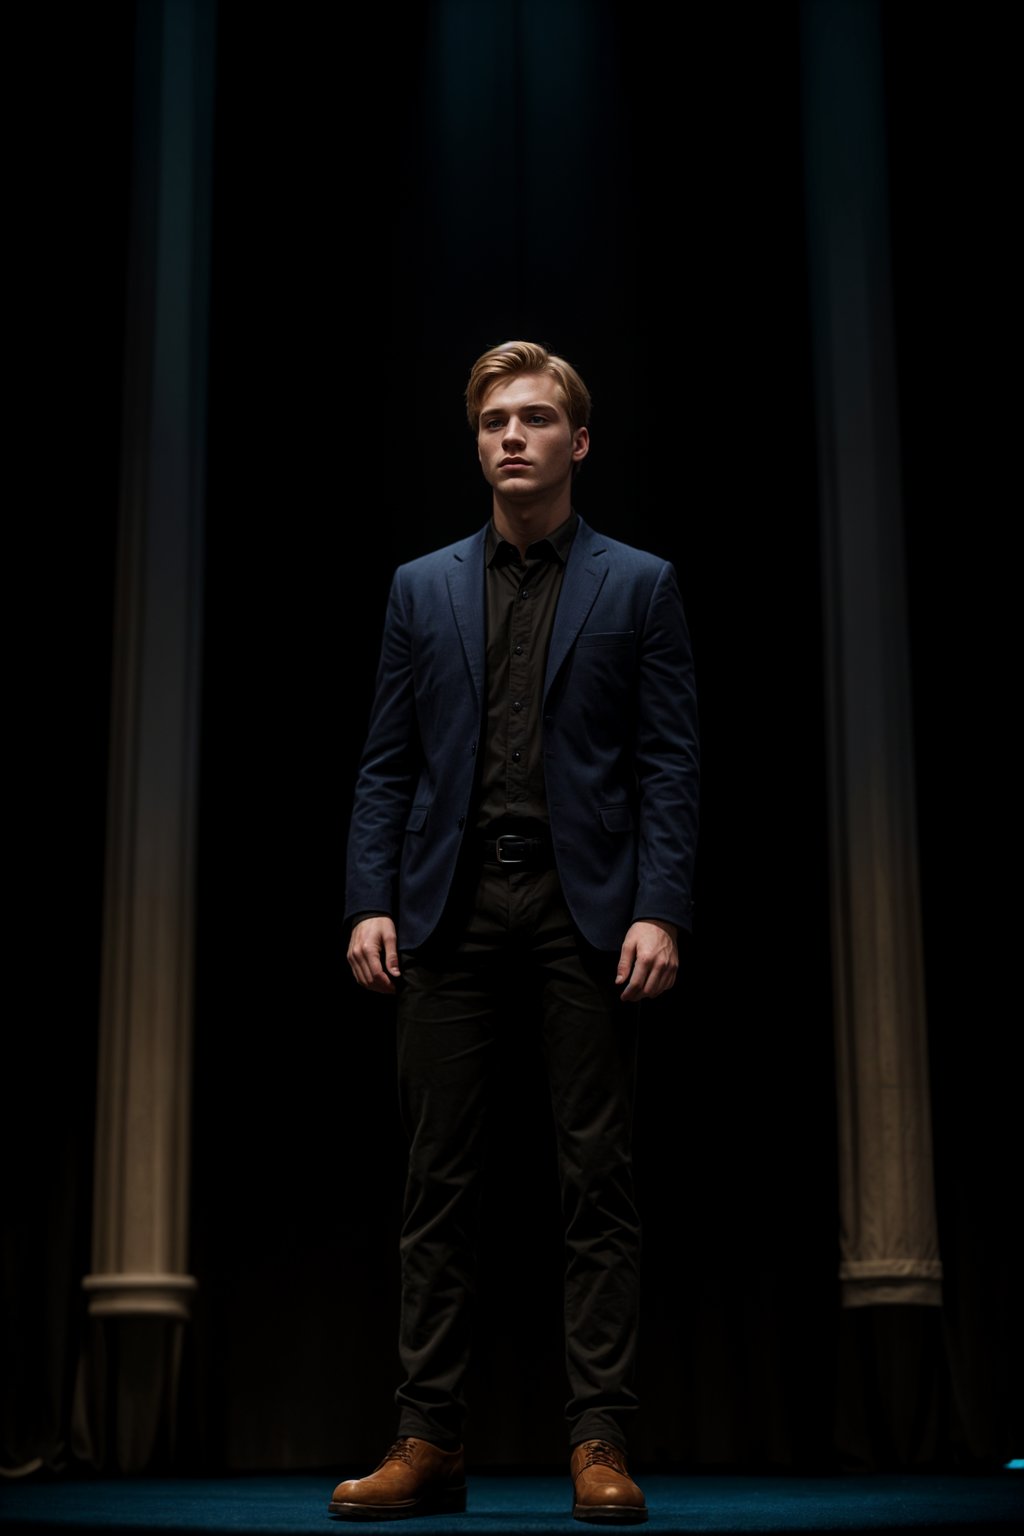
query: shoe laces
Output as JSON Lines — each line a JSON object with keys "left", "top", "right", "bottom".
{"left": 383, "top": 1438, "right": 417, "bottom": 1465}
{"left": 580, "top": 1439, "right": 624, "bottom": 1471}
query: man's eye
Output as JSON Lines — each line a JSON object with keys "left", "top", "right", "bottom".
{"left": 484, "top": 419, "right": 503, "bottom": 430}
{"left": 529, "top": 415, "right": 550, "bottom": 425}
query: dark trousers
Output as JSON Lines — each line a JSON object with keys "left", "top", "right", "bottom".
{"left": 394, "top": 858, "right": 641, "bottom": 1452}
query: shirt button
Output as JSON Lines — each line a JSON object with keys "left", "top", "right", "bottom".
{"left": 514, "top": 644, "right": 523, "bottom": 656}
{"left": 512, "top": 750, "right": 521, "bottom": 763}
{"left": 512, "top": 700, "right": 523, "bottom": 712}
{"left": 520, "top": 588, "right": 530, "bottom": 599}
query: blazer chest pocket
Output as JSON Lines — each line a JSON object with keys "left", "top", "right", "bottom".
{"left": 572, "top": 631, "right": 636, "bottom": 699}
{"left": 599, "top": 805, "right": 635, "bottom": 833}
{"left": 576, "top": 629, "right": 636, "bottom": 648}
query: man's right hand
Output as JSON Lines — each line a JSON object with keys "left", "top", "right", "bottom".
{"left": 347, "top": 916, "right": 401, "bottom": 993}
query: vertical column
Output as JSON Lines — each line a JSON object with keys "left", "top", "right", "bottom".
{"left": 78, "top": 0, "right": 216, "bottom": 1471}
{"left": 801, "top": 0, "right": 941, "bottom": 1307}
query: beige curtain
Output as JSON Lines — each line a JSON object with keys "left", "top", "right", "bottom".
{"left": 73, "top": 0, "right": 216, "bottom": 1471}
{"left": 801, "top": 0, "right": 941, "bottom": 1308}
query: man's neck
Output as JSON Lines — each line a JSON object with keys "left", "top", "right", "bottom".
{"left": 492, "top": 492, "right": 573, "bottom": 557}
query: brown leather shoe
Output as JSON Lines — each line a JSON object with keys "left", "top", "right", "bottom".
{"left": 570, "top": 1439, "right": 647, "bottom": 1524}
{"left": 328, "top": 1435, "right": 466, "bottom": 1520}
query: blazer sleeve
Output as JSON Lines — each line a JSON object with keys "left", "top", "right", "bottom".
{"left": 631, "top": 560, "right": 700, "bottom": 932}
{"left": 343, "top": 567, "right": 420, "bottom": 924}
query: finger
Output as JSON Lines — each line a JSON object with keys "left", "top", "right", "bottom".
{"left": 348, "top": 935, "right": 394, "bottom": 992}
{"left": 615, "top": 941, "right": 636, "bottom": 987}
{"left": 360, "top": 954, "right": 395, "bottom": 993}
{"left": 643, "top": 962, "right": 677, "bottom": 999}
{"left": 620, "top": 955, "right": 653, "bottom": 1001}
{"left": 365, "top": 935, "right": 396, "bottom": 990}
{"left": 349, "top": 955, "right": 373, "bottom": 989}
{"left": 625, "top": 943, "right": 680, "bottom": 1000}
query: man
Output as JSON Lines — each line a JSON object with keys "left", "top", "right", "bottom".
{"left": 330, "top": 341, "right": 699, "bottom": 1524}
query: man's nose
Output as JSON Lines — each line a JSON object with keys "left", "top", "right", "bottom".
{"left": 502, "top": 417, "right": 525, "bottom": 448}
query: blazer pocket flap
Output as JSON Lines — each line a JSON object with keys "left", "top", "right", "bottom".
{"left": 405, "top": 804, "right": 429, "bottom": 832}
{"left": 576, "top": 629, "right": 636, "bottom": 648}
{"left": 599, "top": 804, "right": 635, "bottom": 832}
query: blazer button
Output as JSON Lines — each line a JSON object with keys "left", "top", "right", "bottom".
{"left": 458, "top": 816, "right": 466, "bottom": 829}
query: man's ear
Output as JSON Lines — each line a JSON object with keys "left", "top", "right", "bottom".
{"left": 572, "top": 427, "right": 590, "bottom": 463}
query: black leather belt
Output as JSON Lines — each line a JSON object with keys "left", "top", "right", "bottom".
{"left": 480, "top": 830, "right": 552, "bottom": 868}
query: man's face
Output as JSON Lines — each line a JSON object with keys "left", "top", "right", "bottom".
{"left": 477, "top": 371, "right": 589, "bottom": 501}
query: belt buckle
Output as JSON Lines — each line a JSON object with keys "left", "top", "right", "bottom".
{"left": 495, "top": 834, "right": 525, "bottom": 866}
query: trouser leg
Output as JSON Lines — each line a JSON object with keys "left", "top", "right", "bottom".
{"left": 531, "top": 870, "right": 642, "bottom": 1451}
{"left": 393, "top": 881, "right": 507, "bottom": 1447}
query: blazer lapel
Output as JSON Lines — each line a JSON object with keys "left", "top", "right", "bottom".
{"left": 544, "top": 517, "right": 609, "bottom": 700}
{"left": 446, "top": 526, "right": 488, "bottom": 710}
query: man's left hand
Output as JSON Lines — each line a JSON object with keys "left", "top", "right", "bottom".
{"left": 615, "top": 920, "right": 679, "bottom": 1002}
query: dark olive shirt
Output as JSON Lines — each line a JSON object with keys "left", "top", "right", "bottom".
{"left": 475, "top": 511, "right": 578, "bottom": 831}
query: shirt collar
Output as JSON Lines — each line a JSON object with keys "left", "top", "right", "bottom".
{"left": 486, "top": 509, "right": 579, "bottom": 568}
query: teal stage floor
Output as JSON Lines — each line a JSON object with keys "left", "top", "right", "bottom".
{"left": 1, "top": 1473, "right": 1022, "bottom": 1535}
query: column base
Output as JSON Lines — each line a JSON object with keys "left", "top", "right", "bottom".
{"left": 73, "top": 1276, "right": 198, "bottom": 1472}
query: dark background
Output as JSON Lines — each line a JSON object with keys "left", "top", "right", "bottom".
{"left": 7, "top": 0, "right": 1019, "bottom": 1481}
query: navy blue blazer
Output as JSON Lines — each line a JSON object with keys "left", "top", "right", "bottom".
{"left": 344, "top": 515, "right": 699, "bottom": 953}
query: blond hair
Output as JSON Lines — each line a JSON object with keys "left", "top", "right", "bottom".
{"left": 465, "top": 340, "right": 592, "bottom": 434}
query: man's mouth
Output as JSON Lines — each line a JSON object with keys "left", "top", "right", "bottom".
{"left": 500, "top": 458, "right": 529, "bottom": 467}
